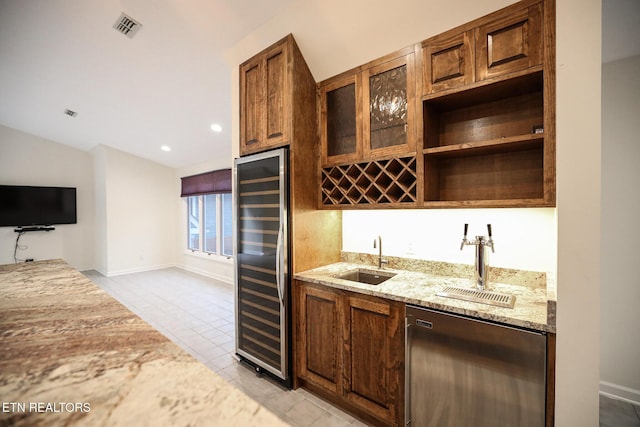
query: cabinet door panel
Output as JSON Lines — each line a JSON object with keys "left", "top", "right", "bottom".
{"left": 241, "top": 61, "right": 263, "bottom": 147}
{"left": 423, "top": 30, "right": 474, "bottom": 94}
{"left": 265, "top": 48, "right": 287, "bottom": 143}
{"left": 476, "top": 2, "right": 543, "bottom": 81}
{"left": 349, "top": 301, "right": 389, "bottom": 407}
{"left": 344, "top": 295, "right": 403, "bottom": 425}
{"left": 298, "top": 285, "right": 342, "bottom": 393}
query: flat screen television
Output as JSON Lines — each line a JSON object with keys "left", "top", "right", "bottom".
{"left": 0, "top": 185, "right": 77, "bottom": 227}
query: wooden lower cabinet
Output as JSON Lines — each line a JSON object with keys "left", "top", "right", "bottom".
{"left": 297, "top": 284, "right": 342, "bottom": 394}
{"left": 344, "top": 294, "right": 404, "bottom": 425}
{"left": 295, "top": 281, "right": 405, "bottom": 427}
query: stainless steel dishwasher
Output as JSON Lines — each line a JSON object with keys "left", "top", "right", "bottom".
{"left": 406, "top": 305, "right": 547, "bottom": 427}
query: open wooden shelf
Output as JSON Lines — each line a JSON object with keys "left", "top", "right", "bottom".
{"left": 424, "top": 141, "right": 545, "bottom": 203}
{"left": 423, "top": 133, "right": 543, "bottom": 156}
{"left": 423, "top": 70, "right": 549, "bottom": 206}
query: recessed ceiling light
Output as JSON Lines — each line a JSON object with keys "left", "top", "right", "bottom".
{"left": 210, "top": 123, "right": 222, "bottom": 132}
{"left": 161, "top": 145, "right": 171, "bottom": 152}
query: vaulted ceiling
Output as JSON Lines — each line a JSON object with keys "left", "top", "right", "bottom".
{"left": 0, "top": 0, "right": 296, "bottom": 168}
{"left": 0, "top": 0, "right": 637, "bottom": 169}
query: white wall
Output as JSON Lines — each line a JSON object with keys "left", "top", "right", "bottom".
{"left": 175, "top": 159, "right": 234, "bottom": 284}
{"left": 0, "top": 125, "right": 95, "bottom": 270}
{"left": 556, "top": 0, "right": 602, "bottom": 425}
{"left": 600, "top": 54, "right": 640, "bottom": 403}
{"left": 92, "top": 145, "right": 108, "bottom": 274}
{"left": 224, "top": 0, "right": 513, "bottom": 82}
{"left": 93, "top": 145, "right": 176, "bottom": 276}
{"left": 0, "top": 125, "right": 232, "bottom": 281}
{"left": 343, "top": 208, "right": 556, "bottom": 272}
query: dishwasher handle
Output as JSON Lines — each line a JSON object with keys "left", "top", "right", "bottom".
{"left": 415, "top": 319, "right": 433, "bottom": 329}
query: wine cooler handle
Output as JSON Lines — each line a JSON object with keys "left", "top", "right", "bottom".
{"left": 275, "top": 222, "right": 285, "bottom": 307}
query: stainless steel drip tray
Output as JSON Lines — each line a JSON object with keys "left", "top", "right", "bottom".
{"left": 436, "top": 286, "right": 516, "bottom": 309}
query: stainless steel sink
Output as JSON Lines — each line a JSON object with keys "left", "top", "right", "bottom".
{"left": 335, "top": 268, "right": 396, "bottom": 285}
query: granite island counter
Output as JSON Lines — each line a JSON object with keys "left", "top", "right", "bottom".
{"left": 0, "top": 259, "right": 286, "bottom": 427}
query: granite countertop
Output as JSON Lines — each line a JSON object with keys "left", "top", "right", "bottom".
{"left": 0, "top": 259, "right": 286, "bottom": 427}
{"left": 294, "top": 261, "right": 555, "bottom": 333}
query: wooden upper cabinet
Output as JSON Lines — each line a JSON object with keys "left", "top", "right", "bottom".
{"left": 422, "top": 30, "right": 474, "bottom": 95}
{"left": 475, "top": 0, "right": 543, "bottom": 81}
{"left": 422, "top": 0, "right": 554, "bottom": 208}
{"left": 320, "top": 47, "right": 417, "bottom": 166}
{"left": 316, "top": 0, "right": 553, "bottom": 208}
{"left": 422, "top": 0, "right": 544, "bottom": 96}
{"left": 239, "top": 37, "right": 290, "bottom": 156}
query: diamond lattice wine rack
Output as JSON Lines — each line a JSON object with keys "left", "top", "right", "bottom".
{"left": 321, "top": 156, "right": 417, "bottom": 207}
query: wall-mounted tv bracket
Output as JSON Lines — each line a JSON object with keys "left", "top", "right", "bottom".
{"left": 13, "top": 226, "right": 55, "bottom": 263}
{"left": 14, "top": 226, "right": 56, "bottom": 233}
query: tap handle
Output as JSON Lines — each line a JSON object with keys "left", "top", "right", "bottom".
{"left": 487, "top": 224, "right": 495, "bottom": 252}
{"left": 460, "top": 223, "right": 469, "bottom": 250}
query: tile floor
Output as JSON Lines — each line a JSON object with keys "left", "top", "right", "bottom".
{"left": 600, "top": 395, "right": 640, "bottom": 427}
{"left": 83, "top": 267, "right": 640, "bottom": 427}
{"left": 83, "top": 268, "right": 363, "bottom": 427}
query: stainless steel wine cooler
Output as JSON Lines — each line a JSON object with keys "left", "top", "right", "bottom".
{"left": 234, "top": 148, "right": 291, "bottom": 386}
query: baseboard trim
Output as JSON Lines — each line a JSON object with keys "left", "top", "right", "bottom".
{"left": 176, "top": 264, "right": 233, "bottom": 286}
{"left": 105, "top": 263, "right": 175, "bottom": 277}
{"left": 94, "top": 262, "right": 233, "bottom": 285}
{"left": 600, "top": 381, "right": 640, "bottom": 406}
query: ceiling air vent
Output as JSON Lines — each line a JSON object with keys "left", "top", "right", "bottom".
{"left": 113, "top": 12, "right": 142, "bottom": 38}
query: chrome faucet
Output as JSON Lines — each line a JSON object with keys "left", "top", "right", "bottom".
{"left": 373, "top": 236, "right": 388, "bottom": 269}
{"left": 460, "top": 224, "right": 495, "bottom": 291}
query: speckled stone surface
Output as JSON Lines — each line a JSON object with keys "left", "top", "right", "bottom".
{"left": 341, "top": 251, "right": 548, "bottom": 289}
{"left": 0, "top": 259, "right": 286, "bottom": 427}
{"left": 546, "top": 273, "right": 557, "bottom": 327}
{"left": 294, "top": 259, "right": 556, "bottom": 333}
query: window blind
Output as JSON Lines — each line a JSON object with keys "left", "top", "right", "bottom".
{"left": 180, "top": 169, "right": 231, "bottom": 197}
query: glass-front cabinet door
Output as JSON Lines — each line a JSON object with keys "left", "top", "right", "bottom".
{"left": 320, "top": 74, "right": 362, "bottom": 166}
{"left": 319, "top": 50, "right": 417, "bottom": 166}
{"left": 362, "top": 53, "right": 417, "bottom": 158}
